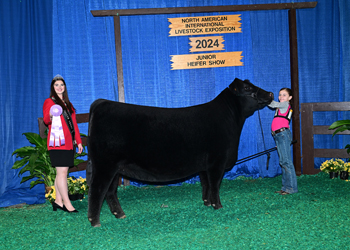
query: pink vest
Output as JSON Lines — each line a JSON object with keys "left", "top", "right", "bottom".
{"left": 271, "top": 105, "right": 291, "bottom": 131}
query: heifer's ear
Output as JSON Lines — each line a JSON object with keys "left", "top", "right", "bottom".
{"left": 243, "top": 79, "right": 252, "bottom": 84}
{"left": 231, "top": 78, "right": 242, "bottom": 88}
{"left": 229, "top": 80, "right": 241, "bottom": 95}
{"left": 233, "top": 78, "right": 242, "bottom": 83}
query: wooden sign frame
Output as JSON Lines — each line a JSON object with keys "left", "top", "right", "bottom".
{"left": 91, "top": 2, "right": 318, "bottom": 175}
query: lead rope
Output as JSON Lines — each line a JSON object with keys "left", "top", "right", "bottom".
{"left": 257, "top": 109, "right": 270, "bottom": 170}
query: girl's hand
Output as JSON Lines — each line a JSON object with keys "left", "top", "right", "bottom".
{"left": 77, "top": 143, "right": 83, "bottom": 154}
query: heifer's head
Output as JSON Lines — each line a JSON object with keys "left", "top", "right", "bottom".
{"left": 229, "top": 78, "right": 274, "bottom": 116}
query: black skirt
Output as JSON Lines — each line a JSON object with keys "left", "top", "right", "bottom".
{"left": 49, "top": 150, "right": 74, "bottom": 167}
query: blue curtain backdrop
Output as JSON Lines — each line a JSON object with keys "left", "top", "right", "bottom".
{"left": 1, "top": 0, "right": 349, "bottom": 207}
{"left": 0, "top": 0, "right": 53, "bottom": 207}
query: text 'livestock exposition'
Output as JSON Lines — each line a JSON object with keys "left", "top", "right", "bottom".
{"left": 168, "top": 15, "right": 242, "bottom": 36}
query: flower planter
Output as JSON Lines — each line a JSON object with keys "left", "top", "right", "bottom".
{"left": 329, "top": 172, "right": 339, "bottom": 179}
{"left": 45, "top": 185, "right": 52, "bottom": 194}
{"left": 340, "top": 171, "right": 349, "bottom": 180}
{"left": 67, "top": 177, "right": 88, "bottom": 200}
{"left": 69, "top": 193, "right": 84, "bottom": 201}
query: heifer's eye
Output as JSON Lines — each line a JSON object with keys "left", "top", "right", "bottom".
{"left": 244, "top": 86, "right": 251, "bottom": 91}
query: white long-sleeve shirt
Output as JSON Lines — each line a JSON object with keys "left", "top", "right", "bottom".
{"left": 268, "top": 100, "right": 289, "bottom": 113}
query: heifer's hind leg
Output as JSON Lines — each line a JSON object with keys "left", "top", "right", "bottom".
{"left": 105, "top": 173, "right": 126, "bottom": 219}
{"left": 199, "top": 172, "right": 211, "bottom": 206}
{"left": 88, "top": 168, "right": 114, "bottom": 227}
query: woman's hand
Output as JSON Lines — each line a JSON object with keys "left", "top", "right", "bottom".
{"left": 77, "top": 143, "right": 83, "bottom": 154}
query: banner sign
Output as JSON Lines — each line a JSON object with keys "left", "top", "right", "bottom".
{"left": 189, "top": 36, "right": 225, "bottom": 52}
{"left": 168, "top": 15, "right": 241, "bottom": 36}
{"left": 170, "top": 52, "right": 243, "bottom": 70}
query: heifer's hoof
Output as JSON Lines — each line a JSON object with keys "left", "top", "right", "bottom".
{"left": 113, "top": 212, "right": 126, "bottom": 219}
{"left": 212, "top": 204, "right": 223, "bottom": 210}
{"left": 89, "top": 218, "right": 101, "bottom": 227}
{"left": 203, "top": 199, "right": 211, "bottom": 206}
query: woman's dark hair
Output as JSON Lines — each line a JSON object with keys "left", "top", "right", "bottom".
{"left": 49, "top": 75, "right": 75, "bottom": 113}
{"left": 280, "top": 87, "right": 293, "bottom": 107}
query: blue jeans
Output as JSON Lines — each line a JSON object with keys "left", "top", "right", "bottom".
{"left": 273, "top": 129, "right": 298, "bottom": 194}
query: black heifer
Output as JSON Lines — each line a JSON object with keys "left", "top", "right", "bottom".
{"left": 87, "top": 78, "right": 273, "bottom": 227}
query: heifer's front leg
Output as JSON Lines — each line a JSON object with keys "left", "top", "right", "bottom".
{"left": 199, "top": 172, "right": 210, "bottom": 206}
{"left": 88, "top": 169, "right": 113, "bottom": 227}
{"left": 207, "top": 167, "right": 225, "bottom": 209}
{"left": 105, "top": 173, "right": 126, "bottom": 219}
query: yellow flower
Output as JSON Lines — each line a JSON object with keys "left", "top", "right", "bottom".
{"left": 320, "top": 158, "right": 346, "bottom": 173}
{"left": 67, "top": 176, "right": 89, "bottom": 195}
{"left": 344, "top": 162, "right": 350, "bottom": 172}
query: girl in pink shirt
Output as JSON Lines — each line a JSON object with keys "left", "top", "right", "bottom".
{"left": 268, "top": 88, "right": 298, "bottom": 195}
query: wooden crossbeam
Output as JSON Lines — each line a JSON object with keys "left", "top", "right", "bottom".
{"left": 91, "top": 2, "right": 317, "bottom": 16}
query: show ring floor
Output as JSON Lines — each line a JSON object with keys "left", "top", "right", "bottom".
{"left": 1, "top": 172, "right": 349, "bottom": 249}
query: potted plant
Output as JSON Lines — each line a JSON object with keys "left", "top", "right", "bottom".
{"left": 320, "top": 158, "right": 345, "bottom": 178}
{"left": 67, "top": 176, "right": 89, "bottom": 200}
{"left": 340, "top": 162, "right": 350, "bottom": 180}
{"left": 12, "top": 132, "right": 56, "bottom": 189}
{"left": 12, "top": 132, "right": 87, "bottom": 193}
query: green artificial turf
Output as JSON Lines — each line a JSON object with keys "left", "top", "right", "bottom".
{"left": 1, "top": 172, "right": 350, "bottom": 249}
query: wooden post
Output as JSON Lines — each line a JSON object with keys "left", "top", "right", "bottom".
{"left": 300, "top": 103, "right": 318, "bottom": 174}
{"left": 288, "top": 8, "right": 302, "bottom": 175}
{"left": 114, "top": 16, "right": 125, "bottom": 103}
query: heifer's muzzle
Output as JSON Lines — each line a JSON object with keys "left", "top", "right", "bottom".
{"left": 234, "top": 87, "right": 273, "bottom": 104}
{"left": 250, "top": 88, "right": 274, "bottom": 104}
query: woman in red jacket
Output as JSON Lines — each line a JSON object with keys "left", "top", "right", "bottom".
{"left": 43, "top": 74, "right": 83, "bottom": 213}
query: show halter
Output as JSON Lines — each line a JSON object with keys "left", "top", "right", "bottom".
{"left": 235, "top": 140, "right": 296, "bottom": 166}
{"left": 232, "top": 87, "right": 263, "bottom": 103}
{"left": 49, "top": 104, "right": 65, "bottom": 146}
{"left": 257, "top": 109, "right": 270, "bottom": 169}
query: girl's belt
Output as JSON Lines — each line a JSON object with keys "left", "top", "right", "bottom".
{"left": 271, "top": 127, "right": 288, "bottom": 136}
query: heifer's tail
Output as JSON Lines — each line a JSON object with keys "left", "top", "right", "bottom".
{"left": 86, "top": 99, "right": 107, "bottom": 186}
{"left": 86, "top": 159, "right": 92, "bottom": 186}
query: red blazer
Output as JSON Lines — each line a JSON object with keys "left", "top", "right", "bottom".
{"left": 43, "top": 98, "right": 82, "bottom": 151}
